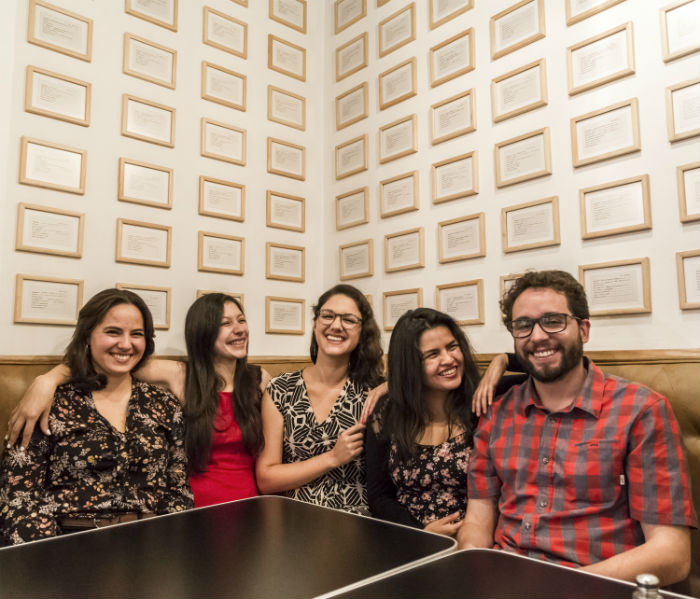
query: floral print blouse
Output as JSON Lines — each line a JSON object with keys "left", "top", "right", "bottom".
{"left": 0, "top": 380, "right": 193, "bottom": 545}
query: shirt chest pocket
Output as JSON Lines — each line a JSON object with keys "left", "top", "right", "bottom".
{"left": 567, "top": 438, "right": 625, "bottom": 506}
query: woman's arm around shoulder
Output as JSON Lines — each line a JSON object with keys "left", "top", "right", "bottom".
{"left": 133, "top": 359, "right": 186, "bottom": 404}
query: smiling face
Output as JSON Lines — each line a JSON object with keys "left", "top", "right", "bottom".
{"left": 213, "top": 301, "right": 249, "bottom": 363}
{"left": 89, "top": 303, "right": 146, "bottom": 379}
{"left": 419, "top": 326, "right": 464, "bottom": 394}
{"left": 512, "top": 287, "right": 590, "bottom": 383}
{"left": 312, "top": 294, "right": 362, "bottom": 359}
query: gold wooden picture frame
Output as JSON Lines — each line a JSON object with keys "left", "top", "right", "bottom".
{"left": 25, "top": 66, "right": 91, "bottom": 126}
{"left": 380, "top": 170, "right": 419, "bottom": 218}
{"left": 665, "top": 79, "right": 700, "bottom": 142}
{"left": 121, "top": 94, "right": 175, "bottom": 148}
{"left": 378, "top": 3, "right": 415, "bottom": 58}
{"left": 19, "top": 136, "right": 87, "bottom": 195}
{"left": 197, "top": 231, "right": 244, "bottom": 275}
{"left": 336, "top": 187, "right": 369, "bottom": 230}
{"left": 203, "top": 7, "right": 247, "bottom": 58}
{"left": 125, "top": 0, "right": 177, "bottom": 31}
{"left": 430, "top": 0, "right": 473, "bottom": 30}
{"left": 267, "top": 137, "right": 306, "bottom": 181}
{"left": 14, "top": 274, "right": 83, "bottom": 325}
{"left": 268, "top": 35, "right": 306, "bottom": 82}
{"left": 16, "top": 203, "right": 84, "bottom": 258}
{"left": 199, "top": 176, "right": 245, "bottom": 222}
{"left": 502, "top": 196, "right": 561, "bottom": 253}
{"left": 265, "top": 296, "right": 305, "bottom": 335}
{"left": 429, "top": 29, "right": 474, "bottom": 87}
{"left": 27, "top": 0, "right": 92, "bottom": 61}
{"left": 115, "top": 283, "right": 171, "bottom": 330}
{"left": 116, "top": 219, "right": 172, "bottom": 268}
{"left": 336, "top": 82, "right": 369, "bottom": 130}
{"left": 335, "top": 0, "right": 366, "bottom": 33}
{"left": 378, "top": 114, "right": 417, "bottom": 164}
{"left": 565, "top": 0, "right": 625, "bottom": 25}
{"left": 432, "top": 151, "right": 478, "bottom": 204}
{"left": 123, "top": 33, "right": 176, "bottom": 89}
{"left": 500, "top": 273, "right": 525, "bottom": 298}
{"left": 437, "top": 213, "right": 485, "bottom": 264}
{"left": 336, "top": 32, "right": 368, "bottom": 82}
{"left": 494, "top": 127, "right": 551, "bottom": 188}
{"left": 266, "top": 242, "right": 306, "bottom": 282}
{"left": 676, "top": 249, "right": 700, "bottom": 309}
{"left": 580, "top": 175, "right": 651, "bottom": 239}
{"left": 431, "top": 89, "right": 475, "bottom": 144}
{"left": 339, "top": 239, "right": 374, "bottom": 280}
{"left": 677, "top": 161, "right": 700, "bottom": 222}
{"left": 570, "top": 98, "right": 640, "bottom": 167}
{"left": 201, "top": 61, "right": 246, "bottom": 112}
{"left": 579, "top": 258, "right": 651, "bottom": 316}
{"left": 200, "top": 118, "right": 247, "bottom": 166}
{"left": 336, "top": 134, "right": 368, "bottom": 180}
{"left": 384, "top": 227, "right": 425, "bottom": 273}
{"left": 660, "top": 0, "right": 700, "bottom": 63}
{"left": 268, "top": 85, "right": 306, "bottom": 131}
{"left": 382, "top": 288, "right": 422, "bottom": 331}
{"left": 491, "top": 58, "right": 547, "bottom": 123}
{"left": 378, "top": 58, "right": 416, "bottom": 110}
{"left": 270, "top": 0, "right": 307, "bottom": 34}
{"left": 490, "top": 0, "right": 545, "bottom": 60}
{"left": 267, "top": 190, "right": 305, "bottom": 232}
{"left": 435, "top": 279, "right": 484, "bottom": 326}
{"left": 118, "top": 158, "right": 173, "bottom": 210}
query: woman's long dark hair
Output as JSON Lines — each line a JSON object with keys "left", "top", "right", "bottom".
{"left": 309, "top": 284, "right": 384, "bottom": 389}
{"left": 63, "top": 288, "right": 155, "bottom": 393}
{"left": 184, "top": 293, "right": 263, "bottom": 472}
{"left": 382, "top": 308, "right": 479, "bottom": 460}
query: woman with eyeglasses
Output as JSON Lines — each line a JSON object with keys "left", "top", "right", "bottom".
{"left": 256, "top": 284, "right": 384, "bottom": 514}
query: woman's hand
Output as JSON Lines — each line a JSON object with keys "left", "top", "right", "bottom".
{"left": 7, "top": 373, "right": 61, "bottom": 448}
{"left": 424, "top": 512, "right": 462, "bottom": 537}
{"left": 472, "top": 353, "right": 509, "bottom": 417}
{"left": 330, "top": 421, "right": 366, "bottom": 466}
{"left": 361, "top": 381, "right": 388, "bottom": 424}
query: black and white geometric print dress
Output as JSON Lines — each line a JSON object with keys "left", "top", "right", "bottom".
{"left": 267, "top": 370, "right": 369, "bottom": 515}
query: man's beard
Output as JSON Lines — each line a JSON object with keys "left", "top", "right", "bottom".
{"left": 518, "top": 337, "right": 584, "bottom": 383}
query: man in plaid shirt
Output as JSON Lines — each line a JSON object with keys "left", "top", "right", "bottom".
{"left": 457, "top": 270, "right": 696, "bottom": 585}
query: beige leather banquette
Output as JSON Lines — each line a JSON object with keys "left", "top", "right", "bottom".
{"left": 0, "top": 350, "right": 698, "bottom": 597}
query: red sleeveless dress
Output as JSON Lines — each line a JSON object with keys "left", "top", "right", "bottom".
{"left": 189, "top": 391, "right": 258, "bottom": 507}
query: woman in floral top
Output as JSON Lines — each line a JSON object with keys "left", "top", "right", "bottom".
{"left": 0, "top": 289, "right": 193, "bottom": 544}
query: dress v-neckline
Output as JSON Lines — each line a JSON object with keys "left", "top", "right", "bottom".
{"left": 300, "top": 371, "right": 349, "bottom": 426}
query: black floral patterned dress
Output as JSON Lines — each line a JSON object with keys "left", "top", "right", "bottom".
{"left": 267, "top": 370, "right": 368, "bottom": 514}
{"left": 0, "top": 380, "right": 193, "bottom": 545}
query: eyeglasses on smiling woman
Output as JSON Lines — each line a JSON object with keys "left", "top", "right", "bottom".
{"left": 317, "top": 309, "right": 362, "bottom": 329}
{"left": 506, "top": 312, "right": 582, "bottom": 338}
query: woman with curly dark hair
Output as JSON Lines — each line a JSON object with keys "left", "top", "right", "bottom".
{"left": 256, "top": 284, "right": 384, "bottom": 514}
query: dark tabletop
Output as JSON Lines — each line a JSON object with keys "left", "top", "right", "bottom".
{"left": 0, "top": 496, "right": 454, "bottom": 599}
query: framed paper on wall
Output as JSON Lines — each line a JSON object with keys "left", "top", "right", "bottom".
{"left": 494, "top": 127, "right": 551, "bottom": 188}
{"left": 123, "top": 34, "right": 176, "bottom": 89}
{"left": 435, "top": 279, "right": 484, "bottom": 326}
{"left": 490, "top": 0, "right": 545, "bottom": 60}
{"left": 660, "top": 0, "right": 700, "bottom": 63}
{"left": 14, "top": 274, "right": 83, "bottom": 325}
{"left": 566, "top": 0, "right": 625, "bottom": 26}
{"left": 121, "top": 94, "right": 175, "bottom": 148}
{"left": 116, "top": 219, "right": 172, "bottom": 268}
{"left": 336, "top": 82, "right": 369, "bottom": 130}
{"left": 339, "top": 239, "right": 373, "bottom": 280}
{"left": 16, "top": 203, "right": 84, "bottom": 258}
{"left": 580, "top": 175, "right": 651, "bottom": 239}
{"left": 266, "top": 243, "right": 305, "bottom": 282}
{"left": 203, "top": 7, "right": 247, "bottom": 59}
{"left": 666, "top": 79, "right": 700, "bottom": 142}
{"left": 336, "top": 187, "right": 369, "bottom": 229}
{"left": 199, "top": 176, "right": 245, "bottom": 222}
{"left": 378, "top": 3, "right": 415, "bottom": 58}
{"left": 335, "top": 0, "right": 366, "bottom": 33}
{"left": 384, "top": 227, "right": 424, "bottom": 273}
{"left": 676, "top": 249, "right": 700, "bottom": 309}
{"left": 19, "top": 136, "right": 86, "bottom": 195}
{"left": 432, "top": 151, "right": 478, "bottom": 204}
{"left": 567, "top": 23, "right": 634, "bottom": 96}
{"left": 336, "top": 134, "right": 368, "bottom": 179}
{"left": 269, "top": 86, "right": 306, "bottom": 131}
{"left": 379, "top": 114, "right": 417, "bottom": 164}
{"left": 579, "top": 258, "right": 651, "bottom": 316}
{"left": 201, "top": 62, "right": 246, "bottom": 112}
{"left": 500, "top": 272, "right": 524, "bottom": 297}
{"left": 198, "top": 231, "right": 244, "bottom": 275}
{"left": 27, "top": 0, "right": 92, "bottom": 61}
{"left": 383, "top": 288, "right": 422, "bottom": 331}
{"left": 25, "top": 66, "right": 90, "bottom": 126}
{"left": 380, "top": 170, "right": 419, "bottom": 218}
{"left": 429, "top": 29, "right": 474, "bottom": 87}
{"left": 378, "top": 58, "right": 416, "bottom": 110}
{"left": 270, "top": 0, "right": 307, "bottom": 34}
{"left": 491, "top": 59, "right": 547, "bottom": 123}
{"left": 430, "top": 0, "right": 473, "bottom": 30}
{"left": 677, "top": 161, "right": 700, "bottom": 222}
{"left": 268, "top": 35, "right": 306, "bottom": 82}
{"left": 118, "top": 158, "right": 173, "bottom": 209}
{"left": 336, "top": 33, "right": 368, "bottom": 82}
{"left": 502, "top": 196, "right": 560, "bottom": 253}
{"left": 266, "top": 296, "right": 305, "bottom": 335}
{"left": 437, "top": 212, "right": 485, "bottom": 264}
{"left": 571, "top": 98, "right": 640, "bottom": 167}
{"left": 231, "top": 0, "right": 248, "bottom": 6}
{"left": 125, "top": 0, "right": 177, "bottom": 31}
{"left": 431, "top": 89, "right": 475, "bottom": 145}
{"left": 201, "top": 118, "right": 246, "bottom": 166}
{"left": 116, "top": 283, "right": 171, "bottom": 329}
{"left": 267, "top": 137, "right": 305, "bottom": 181}
{"left": 267, "top": 190, "right": 305, "bottom": 232}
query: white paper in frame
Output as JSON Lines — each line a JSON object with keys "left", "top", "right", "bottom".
{"left": 16, "top": 203, "right": 84, "bottom": 258}
{"left": 123, "top": 34, "right": 176, "bottom": 89}
{"left": 335, "top": 0, "right": 366, "bottom": 34}
{"left": 267, "top": 138, "right": 305, "bottom": 181}
{"left": 494, "top": 127, "right": 551, "bottom": 188}
{"left": 379, "top": 58, "right": 416, "bottom": 111}
{"left": 378, "top": 3, "right": 415, "bottom": 58}
{"left": 665, "top": 79, "right": 700, "bottom": 142}
{"left": 491, "top": 59, "right": 547, "bottom": 123}
{"left": 269, "top": 86, "right": 306, "bottom": 131}
{"left": 502, "top": 196, "right": 560, "bottom": 253}
{"left": 432, "top": 151, "right": 478, "bottom": 204}
{"left": 270, "top": 0, "right": 307, "bottom": 34}
{"left": 268, "top": 35, "right": 306, "bottom": 82}
{"left": 121, "top": 94, "right": 175, "bottom": 147}
{"left": 266, "top": 243, "right": 305, "bottom": 282}
{"left": 125, "top": 0, "right": 177, "bottom": 31}
{"left": 336, "top": 135, "right": 368, "bottom": 179}
{"left": 116, "top": 283, "right": 171, "bottom": 329}
{"left": 119, "top": 158, "right": 173, "bottom": 209}
{"left": 437, "top": 213, "right": 485, "bottom": 264}
{"left": 379, "top": 114, "right": 417, "bottom": 164}
{"left": 336, "top": 82, "right": 369, "bottom": 130}
{"left": 429, "top": 29, "right": 474, "bottom": 87}
{"left": 490, "top": 0, "right": 545, "bottom": 60}
{"left": 201, "top": 62, "right": 246, "bottom": 112}
{"left": 676, "top": 250, "right": 700, "bottom": 309}
{"left": 266, "top": 296, "right": 305, "bottom": 335}
{"left": 579, "top": 258, "right": 651, "bottom": 316}
{"left": 430, "top": 0, "right": 473, "bottom": 30}
{"left": 27, "top": 0, "right": 92, "bottom": 61}
{"left": 199, "top": 176, "right": 245, "bottom": 222}
{"left": 25, "top": 66, "right": 90, "bottom": 126}
{"left": 339, "top": 239, "right": 373, "bottom": 280}
{"left": 116, "top": 219, "right": 172, "bottom": 268}
{"left": 384, "top": 227, "right": 424, "bottom": 273}
{"left": 336, "top": 33, "right": 368, "bottom": 82}
{"left": 566, "top": 0, "right": 625, "bottom": 25}
{"left": 435, "top": 279, "right": 484, "bottom": 326}
{"left": 19, "top": 137, "right": 86, "bottom": 195}
{"left": 677, "top": 162, "right": 700, "bottom": 222}
{"left": 336, "top": 187, "right": 369, "bottom": 229}
{"left": 660, "top": 0, "right": 700, "bottom": 63}
{"left": 201, "top": 118, "right": 246, "bottom": 166}
{"left": 382, "top": 288, "right": 422, "bottom": 331}
{"left": 14, "top": 274, "right": 83, "bottom": 325}
{"left": 267, "top": 191, "right": 305, "bottom": 232}
{"left": 198, "top": 232, "right": 244, "bottom": 275}
{"left": 380, "top": 171, "right": 419, "bottom": 218}
{"left": 203, "top": 7, "right": 247, "bottom": 58}
{"left": 431, "top": 89, "right": 475, "bottom": 144}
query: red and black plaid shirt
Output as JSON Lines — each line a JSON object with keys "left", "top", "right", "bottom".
{"left": 468, "top": 359, "right": 696, "bottom": 567}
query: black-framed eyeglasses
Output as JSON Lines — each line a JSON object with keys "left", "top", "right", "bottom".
{"left": 506, "top": 312, "right": 581, "bottom": 338}
{"left": 318, "top": 309, "right": 362, "bottom": 329}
